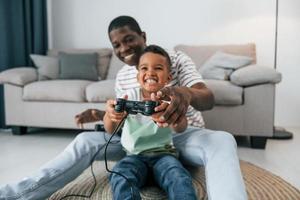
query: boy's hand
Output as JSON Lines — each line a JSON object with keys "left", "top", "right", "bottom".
{"left": 105, "top": 95, "right": 128, "bottom": 123}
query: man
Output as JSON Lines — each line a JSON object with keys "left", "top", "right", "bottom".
{"left": 0, "top": 16, "right": 247, "bottom": 200}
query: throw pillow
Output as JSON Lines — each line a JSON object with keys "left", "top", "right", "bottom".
{"left": 30, "top": 54, "right": 59, "bottom": 80}
{"left": 230, "top": 65, "right": 282, "bottom": 86}
{"left": 58, "top": 52, "right": 99, "bottom": 81}
{"left": 199, "top": 51, "right": 253, "bottom": 80}
{"left": 106, "top": 54, "right": 125, "bottom": 79}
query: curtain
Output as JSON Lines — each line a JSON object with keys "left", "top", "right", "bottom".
{"left": 0, "top": 0, "right": 48, "bottom": 128}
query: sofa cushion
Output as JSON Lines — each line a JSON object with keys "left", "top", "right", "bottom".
{"left": 59, "top": 52, "right": 98, "bottom": 81}
{"left": 23, "top": 80, "right": 93, "bottom": 102}
{"left": 0, "top": 67, "right": 37, "bottom": 86}
{"left": 174, "top": 43, "right": 256, "bottom": 70}
{"left": 205, "top": 79, "right": 243, "bottom": 105}
{"left": 200, "top": 51, "right": 252, "bottom": 80}
{"left": 47, "top": 48, "right": 112, "bottom": 80}
{"left": 106, "top": 54, "right": 125, "bottom": 79}
{"left": 30, "top": 55, "right": 59, "bottom": 80}
{"left": 86, "top": 80, "right": 116, "bottom": 102}
{"left": 230, "top": 65, "right": 282, "bottom": 86}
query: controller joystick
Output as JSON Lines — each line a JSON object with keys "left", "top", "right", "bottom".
{"left": 115, "top": 98, "right": 159, "bottom": 116}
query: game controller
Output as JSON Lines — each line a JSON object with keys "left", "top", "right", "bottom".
{"left": 115, "top": 98, "right": 159, "bottom": 116}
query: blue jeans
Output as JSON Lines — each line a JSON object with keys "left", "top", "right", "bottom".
{"left": 109, "top": 154, "right": 197, "bottom": 200}
{"left": 0, "top": 127, "right": 247, "bottom": 200}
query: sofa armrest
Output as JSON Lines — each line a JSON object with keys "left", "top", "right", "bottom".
{"left": 230, "top": 64, "right": 282, "bottom": 87}
{"left": 0, "top": 67, "right": 38, "bottom": 86}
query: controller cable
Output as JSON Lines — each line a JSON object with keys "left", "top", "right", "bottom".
{"left": 59, "top": 113, "right": 136, "bottom": 200}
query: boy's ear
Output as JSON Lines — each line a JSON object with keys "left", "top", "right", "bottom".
{"left": 166, "top": 73, "right": 172, "bottom": 84}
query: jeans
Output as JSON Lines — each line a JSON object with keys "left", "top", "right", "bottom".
{"left": 0, "top": 127, "right": 247, "bottom": 200}
{"left": 109, "top": 154, "right": 197, "bottom": 200}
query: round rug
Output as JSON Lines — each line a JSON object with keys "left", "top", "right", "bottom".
{"left": 49, "top": 161, "right": 300, "bottom": 200}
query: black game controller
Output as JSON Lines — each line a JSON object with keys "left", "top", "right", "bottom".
{"left": 115, "top": 98, "right": 159, "bottom": 116}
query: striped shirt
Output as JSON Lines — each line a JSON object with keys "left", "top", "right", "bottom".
{"left": 115, "top": 50, "right": 205, "bottom": 128}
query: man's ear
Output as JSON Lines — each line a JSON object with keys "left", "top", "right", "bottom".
{"left": 141, "top": 32, "right": 146, "bottom": 42}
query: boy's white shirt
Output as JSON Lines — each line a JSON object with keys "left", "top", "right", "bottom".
{"left": 120, "top": 88, "right": 173, "bottom": 155}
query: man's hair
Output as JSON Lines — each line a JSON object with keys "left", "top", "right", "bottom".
{"left": 108, "top": 16, "right": 142, "bottom": 34}
{"left": 138, "top": 45, "right": 172, "bottom": 70}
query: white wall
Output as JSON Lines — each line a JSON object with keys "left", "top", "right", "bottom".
{"left": 48, "top": 0, "right": 300, "bottom": 127}
{"left": 275, "top": 0, "right": 300, "bottom": 127}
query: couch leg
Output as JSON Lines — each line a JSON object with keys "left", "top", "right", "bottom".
{"left": 11, "top": 126, "right": 27, "bottom": 135}
{"left": 250, "top": 136, "right": 267, "bottom": 149}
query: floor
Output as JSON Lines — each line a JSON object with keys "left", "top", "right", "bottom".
{"left": 0, "top": 127, "right": 299, "bottom": 190}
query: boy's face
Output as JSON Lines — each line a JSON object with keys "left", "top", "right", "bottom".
{"left": 109, "top": 26, "right": 146, "bottom": 66}
{"left": 137, "top": 52, "right": 172, "bottom": 94}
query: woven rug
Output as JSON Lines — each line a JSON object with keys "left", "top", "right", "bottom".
{"left": 49, "top": 160, "right": 300, "bottom": 200}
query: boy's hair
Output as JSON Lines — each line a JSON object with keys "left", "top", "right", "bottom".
{"left": 108, "top": 16, "right": 142, "bottom": 35}
{"left": 138, "top": 45, "right": 172, "bottom": 70}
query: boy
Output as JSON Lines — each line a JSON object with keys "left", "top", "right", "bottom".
{"left": 104, "top": 45, "right": 197, "bottom": 200}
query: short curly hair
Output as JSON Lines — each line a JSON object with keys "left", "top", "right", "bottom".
{"left": 108, "top": 16, "right": 142, "bottom": 35}
{"left": 138, "top": 45, "right": 171, "bottom": 70}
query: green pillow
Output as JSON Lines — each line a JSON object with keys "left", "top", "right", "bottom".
{"left": 58, "top": 52, "right": 99, "bottom": 81}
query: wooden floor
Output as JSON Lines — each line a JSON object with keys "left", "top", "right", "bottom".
{"left": 0, "top": 127, "right": 299, "bottom": 190}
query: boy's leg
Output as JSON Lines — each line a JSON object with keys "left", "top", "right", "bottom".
{"left": 109, "top": 155, "right": 148, "bottom": 200}
{"left": 0, "top": 131, "right": 125, "bottom": 200}
{"left": 152, "top": 155, "right": 197, "bottom": 200}
{"left": 172, "top": 127, "right": 247, "bottom": 200}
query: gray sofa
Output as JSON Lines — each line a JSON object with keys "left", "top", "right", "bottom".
{"left": 0, "top": 43, "right": 281, "bottom": 148}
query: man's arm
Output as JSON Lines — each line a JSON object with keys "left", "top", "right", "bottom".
{"left": 162, "top": 82, "right": 214, "bottom": 111}
{"left": 187, "top": 82, "right": 215, "bottom": 111}
{"left": 151, "top": 51, "right": 215, "bottom": 127}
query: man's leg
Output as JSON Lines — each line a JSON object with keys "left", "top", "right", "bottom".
{"left": 172, "top": 127, "right": 247, "bottom": 200}
{"left": 109, "top": 155, "right": 148, "bottom": 200}
{"left": 152, "top": 155, "right": 197, "bottom": 200}
{"left": 0, "top": 131, "right": 125, "bottom": 200}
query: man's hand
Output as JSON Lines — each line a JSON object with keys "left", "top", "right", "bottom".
{"left": 151, "top": 83, "right": 214, "bottom": 127}
{"left": 151, "top": 101, "right": 170, "bottom": 127}
{"left": 151, "top": 86, "right": 192, "bottom": 127}
{"left": 75, "top": 109, "right": 104, "bottom": 129}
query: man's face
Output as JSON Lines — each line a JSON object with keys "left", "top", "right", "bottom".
{"left": 137, "top": 52, "right": 171, "bottom": 94}
{"left": 109, "top": 26, "right": 146, "bottom": 66}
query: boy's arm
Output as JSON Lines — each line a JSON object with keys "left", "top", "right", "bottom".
{"left": 170, "top": 117, "right": 187, "bottom": 133}
{"left": 103, "top": 99, "right": 127, "bottom": 134}
{"left": 103, "top": 112, "right": 119, "bottom": 134}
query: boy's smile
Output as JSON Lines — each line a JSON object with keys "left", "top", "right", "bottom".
{"left": 137, "top": 52, "right": 172, "bottom": 98}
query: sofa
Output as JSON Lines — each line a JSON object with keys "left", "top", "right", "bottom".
{"left": 0, "top": 43, "right": 281, "bottom": 149}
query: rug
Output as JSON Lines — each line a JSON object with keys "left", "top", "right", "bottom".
{"left": 49, "top": 161, "right": 300, "bottom": 200}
